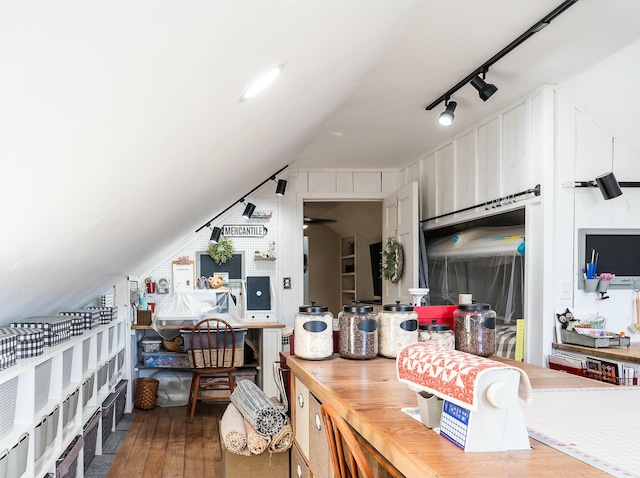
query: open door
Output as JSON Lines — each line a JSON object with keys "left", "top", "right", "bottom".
{"left": 382, "top": 181, "right": 419, "bottom": 305}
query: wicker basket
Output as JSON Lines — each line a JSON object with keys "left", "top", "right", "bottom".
{"left": 134, "top": 377, "right": 159, "bottom": 410}
{"left": 189, "top": 347, "right": 244, "bottom": 368}
{"left": 163, "top": 336, "right": 183, "bottom": 352}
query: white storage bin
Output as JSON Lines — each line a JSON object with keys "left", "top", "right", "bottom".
{"left": 97, "top": 364, "right": 108, "bottom": 390}
{"left": 0, "top": 448, "right": 8, "bottom": 478}
{"left": 83, "top": 375, "right": 95, "bottom": 408}
{"left": 7, "top": 433, "right": 28, "bottom": 478}
{"left": 63, "top": 389, "right": 79, "bottom": 429}
{"left": 34, "top": 416, "right": 47, "bottom": 461}
{"left": 46, "top": 406, "right": 60, "bottom": 448}
{"left": 0, "top": 377, "right": 18, "bottom": 441}
{"left": 141, "top": 338, "right": 162, "bottom": 353}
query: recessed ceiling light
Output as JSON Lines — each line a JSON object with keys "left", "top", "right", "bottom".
{"left": 240, "top": 62, "right": 286, "bottom": 102}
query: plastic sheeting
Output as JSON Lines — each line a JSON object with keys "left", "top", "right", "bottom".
{"left": 427, "top": 226, "right": 524, "bottom": 324}
{"left": 152, "top": 290, "right": 243, "bottom": 339}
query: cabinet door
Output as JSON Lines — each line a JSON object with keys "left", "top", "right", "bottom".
{"left": 293, "top": 377, "right": 310, "bottom": 457}
{"left": 308, "top": 393, "right": 332, "bottom": 478}
{"left": 291, "top": 442, "right": 311, "bottom": 478}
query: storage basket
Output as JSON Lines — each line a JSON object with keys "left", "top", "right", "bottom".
{"left": 101, "top": 393, "right": 117, "bottom": 445}
{"left": 12, "top": 317, "right": 72, "bottom": 346}
{"left": 114, "top": 380, "right": 127, "bottom": 424}
{"left": 135, "top": 377, "right": 159, "bottom": 410}
{"left": 56, "top": 435, "right": 83, "bottom": 478}
{"left": 83, "top": 410, "right": 100, "bottom": 473}
{"left": 0, "top": 327, "right": 44, "bottom": 359}
{"left": 137, "top": 310, "right": 152, "bottom": 326}
{"left": 59, "top": 309, "right": 101, "bottom": 330}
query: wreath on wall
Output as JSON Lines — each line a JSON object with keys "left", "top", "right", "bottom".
{"left": 208, "top": 235, "right": 234, "bottom": 264}
{"left": 381, "top": 237, "right": 404, "bottom": 284}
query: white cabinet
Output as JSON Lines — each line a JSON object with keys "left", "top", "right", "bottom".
{"left": 0, "top": 319, "right": 128, "bottom": 478}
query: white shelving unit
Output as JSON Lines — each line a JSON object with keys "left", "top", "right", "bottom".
{"left": 0, "top": 319, "right": 128, "bottom": 478}
{"left": 340, "top": 233, "right": 374, "bottom": 307}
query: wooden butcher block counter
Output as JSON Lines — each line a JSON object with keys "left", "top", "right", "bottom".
{"left": 285, "top": 353, "right": 612, "bottom": 478}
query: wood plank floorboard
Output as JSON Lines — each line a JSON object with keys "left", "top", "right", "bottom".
{"left": 107, "top": 403, "right": 227, "bottom": 478}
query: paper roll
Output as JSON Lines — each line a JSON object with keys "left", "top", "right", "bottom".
{"left": 459, "top": 294, "right": 472, "bottom": 305}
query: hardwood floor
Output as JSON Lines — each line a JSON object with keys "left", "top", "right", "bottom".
{"left": 107, "top": 403, "right": 228, "bottom": 478}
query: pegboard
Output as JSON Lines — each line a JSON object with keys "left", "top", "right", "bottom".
{"left": 522, "top": 387, "right": 640, "bottom": 477}
{"left": 142, "top": 199, "right": 280, "bottom": 317}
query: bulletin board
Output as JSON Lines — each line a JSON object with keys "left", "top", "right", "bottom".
{"left": 196, "top": 251, "right": 245, "bottom": 280}
{"left": 172, "top": 260, "right": 195, "bottom": 291}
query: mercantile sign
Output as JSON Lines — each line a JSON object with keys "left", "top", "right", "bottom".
{"left": 222, "top": 224, "right": 268, "bottom": 237}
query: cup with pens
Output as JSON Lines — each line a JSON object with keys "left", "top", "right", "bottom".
{"left": 583, "top": 249, "right": 599, "bottom": 292}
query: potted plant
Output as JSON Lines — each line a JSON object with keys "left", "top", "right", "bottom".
{"left": 208, "top": 235, "right": 234, "bottom": 264}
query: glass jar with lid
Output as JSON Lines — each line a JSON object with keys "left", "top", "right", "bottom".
{"left": 294, "top": 302, "right": 334, "bottom": 360}
{"left": 418, "top": 319, "right": 455, "bottom": 350}
{"left": 338, "top": 303, "right": 378, "bottom": 359}
{"left": 377, "top": 301, "right": 418, "bottom": 358}
{"left": 453, "top": 303, "right": 496, "bottom": 357}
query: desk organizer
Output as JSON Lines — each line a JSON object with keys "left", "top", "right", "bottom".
{"left": 397, "top": 342, "right": 531, "bottom": 452}
{"left": 560, "top": 329, "right": 630, "bottom": 348}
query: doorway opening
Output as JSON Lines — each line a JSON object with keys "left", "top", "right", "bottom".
{"left": 303, "top": 201, "right": 382, "bottom": 316}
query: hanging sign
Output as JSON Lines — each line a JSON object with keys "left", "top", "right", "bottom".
{"left": 222, "top": 224, "right": 268, "bottom": 237}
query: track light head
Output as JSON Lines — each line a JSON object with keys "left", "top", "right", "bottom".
{"left": 276, "top": 179, "right": 287, "bottom": 196}
{"left": 209, "top": 226, "right": 222, "bottom": 243}
{"left": 438, "top": 100, "right": 457, "bottom": 126}
{"left": 242, "top": 202, "right": 256, "bottom": 219}
{"left": 595, "top": 172, "right": 623, "bottom": 200}
{"left": 470, "top": 75, "right": 498, "bottom": 101}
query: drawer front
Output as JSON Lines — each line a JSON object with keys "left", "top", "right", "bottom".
{"left": 291, "top": 442, "right": 311, "bottom": 478}
{"left": 293, "top": 376, "right": 310, "bottom": 458}
{"left": 308, "top": 393, "right": 331, "bottom": 478}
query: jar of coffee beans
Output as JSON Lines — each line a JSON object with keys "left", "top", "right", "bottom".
{"left": 418, "top": 319, "right": 455, "bottom": 350}
{"left": 294, "top": 302, "right": 334, "bottom": 360}
{"left": 338, "top": 303, "right": 378, "bottom": 359}
{"left": 453, "top": 303, "right": 496, "bottom": 357}
{"left": 377, "top": 301, "right": 418, "bottom": 358}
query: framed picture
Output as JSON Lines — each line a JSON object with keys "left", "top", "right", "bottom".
{"left": 172, "top": 260, "right": 195, "bottom": 292}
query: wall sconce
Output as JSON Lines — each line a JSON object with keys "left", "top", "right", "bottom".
{"left": 276, "top": 179, "right": 287, "bottom": 196}
{"left": 209, "top": 226, "right": 222, "bottom": 243}
{"left": 571, "top": 171, "right": 640, "bottom": 200}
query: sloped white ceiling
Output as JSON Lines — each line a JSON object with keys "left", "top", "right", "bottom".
{"left": 1, "top": 0, "right": 640, "bottom": 323}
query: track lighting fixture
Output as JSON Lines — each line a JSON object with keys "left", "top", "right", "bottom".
{"left": 195, "top": 165, "right": 290, "bottom": 233}
{"left": 438, "top": 99, "right": 457, "bottom": 126}
{"left": 425, "top": 0, "right": 580, "bottom": 119}
{"left": 276, "top": 179, "right": 287, "bottom": 196}
{"left": 209, "top": 226, "right": 222, "bottom": 243}
{"left": 242, "top": 202, "right": 256, "bottom": 219}
{"left": 470, "top": 73, "right": 498, "bottom": 101}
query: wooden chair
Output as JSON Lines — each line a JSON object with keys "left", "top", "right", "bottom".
{"left": 320, "top": 403, "right": 374, "bottom": 478}
{"left": 187, "top": 318, "right": 237, "bottom": 423}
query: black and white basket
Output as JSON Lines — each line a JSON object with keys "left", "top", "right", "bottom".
{"left": 12, "top": 317, "right": 72, "bottom": 347}
{"left": 59, "top": 309, "right": 101, "bottom": 330}
{"left": 85, "top": 306, "right": 117, "bottom": 324}
{"left": 0, "top": 332, "right": 18, "bottom": 370}
{"left": 0, "top": 327, "right": 44, "bottom": 359}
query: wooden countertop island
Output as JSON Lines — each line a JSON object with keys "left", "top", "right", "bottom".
{"left": 286, "top": 353, "right": 612, "bottom": 478}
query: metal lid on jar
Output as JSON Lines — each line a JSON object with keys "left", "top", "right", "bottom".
{"left": 342, "top": 304, "right": 374, "bottom": 314}
{"left": 457, "top": 303, "right": 491, "bottom": 311}
{"left": 419, "top": 319, "right": 450, "bottom": 331}
{"left": 382, "top": 300, "right": 414, "bottom": 312}
{"left": 299, "top": 301, "right": 329, "bottom": 313}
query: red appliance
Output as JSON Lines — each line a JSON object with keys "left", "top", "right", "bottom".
{"left": 415, "top": 305, "right": 457, "bottom": 330}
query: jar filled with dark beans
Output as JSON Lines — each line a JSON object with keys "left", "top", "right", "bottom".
{"left": 453, "top": 303, "right": 496, "bottom": 357}
{"left": 338, "top": 303, "right": 378, "bottom": 359}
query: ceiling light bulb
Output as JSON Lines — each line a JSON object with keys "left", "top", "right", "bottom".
{"left": 240, "top": 63, "right": 285, "bottom": 102}
{"left": 438, "top": 101, "right": 457, "bottom": 126}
